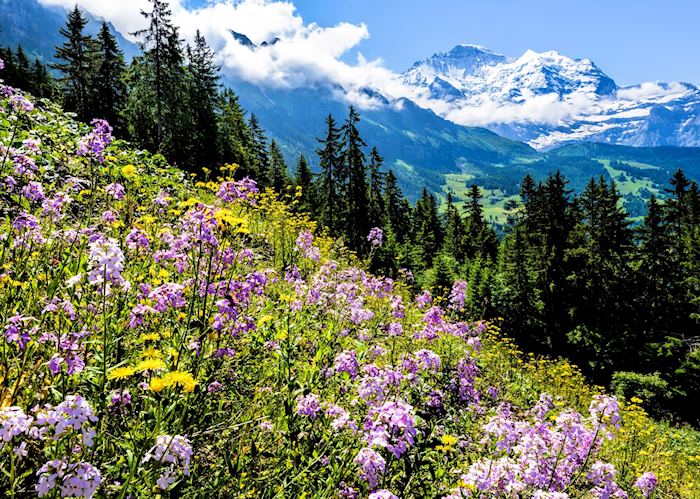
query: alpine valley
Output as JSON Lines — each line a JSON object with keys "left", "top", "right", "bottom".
{"left": 3, "top": 0, "right": 700, "bottom": 219}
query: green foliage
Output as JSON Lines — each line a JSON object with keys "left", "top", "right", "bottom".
{"left": 611, "top": 371, "right": 670, "bottom": 417}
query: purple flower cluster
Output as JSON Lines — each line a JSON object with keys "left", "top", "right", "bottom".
{"left": 9, "top": 94, "right": 34, "bottom": 113}
{"left": 445, "top": 394, "right": 628, "bottom": 497}
{"left": 367, "top": 227, "right": 383, "bottom": 247}
{"left": 143, "top": 434, "right": 193, "bottom": 490}
{"left": 217, "top": 177, "right": 258, "bottom": 204}
{"left": 36, "top": 460, "right": 102, "bottom": 498}
{"left": 295, "top": 229, "right": 321, "bottom": 261}
{"left": 416, "top": 290, "right": 432, "bottom": 310}
{"left": 34, "top": 395, "right": 98, "bottom": 447}
{"left": 149, "top": 282, "right": 186, "bottom": 312}
{"left": 0, "top": 406, "right": 33, "bottom": 449}
{"left": 126, "top": 227, "right": 150, "bottom": 253}
{"left": 452, "top": 354, "right": 480, "bottom": 405}
{"left": 334, "top": 350, "right": 360, "bottom": 379}
{"left": 296, "top": 393, "right": 322, "bottom": 419}
{"left": 448, "top": 280, "right": 468, "bottom": 311}
{"left": 634, "top": 471, "right": 658, "bottom": 498}
{"left": 354, "top": 446, "right": 386, "bottom": 489}
{"left": 88, "top": 237, "right": 128, "bottom": 291}
{"left": 364, "top": 400, "right": 417, "bottom": 458}
{"left": 76, "top": 119, "right": 113, "bottom": 163}
{"left": 4, "top": 314, "right": 38, "bottom": 349}
{"left": 105, "top": 182, "right": 125, "bottom": 200}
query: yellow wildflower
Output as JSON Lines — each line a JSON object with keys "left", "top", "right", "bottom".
{"left": 107, "top": 366, "right": 135, "bottom": 381}
{"left": 140, "top": 347, "right": 162, "bottom": 360}
{"left": 162, "top": 371, "right": 197, "bottom": 393}
{"left": 139, "top": 332, "right": 161, "bottom": 342}
{"left": 149, "top": 377, "right": 167, "bottom": 392}
{"left": 122, "top": 164, "right": 137, "bottom": 178}
{"left": 135, "top": 358, "right": 166, "bottom": 372}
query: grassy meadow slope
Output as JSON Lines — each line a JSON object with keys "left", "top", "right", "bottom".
{"left": 0, "top": 87, "right": 699, "bottom": 497}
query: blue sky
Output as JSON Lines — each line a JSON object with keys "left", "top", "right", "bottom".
{"left": 190, "top": 0, "right": 700, "bottom": 86}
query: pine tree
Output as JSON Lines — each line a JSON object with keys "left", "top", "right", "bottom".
{"left": 665, "top": 169, "right": 691, "bottom": 260}
{"left": 316, "top": 114, "right": 343, "bottom": 233}
{"left": 384, "top": 170, "right": 410, "bottom": 241}
{"left": 464, "top": 184, "right": 498, "bottom": 260}
{"left": 128, "top": 0, "right": 190, "bottom": 161}
{"left": 412, "top": 188, "right": 443, "bottom": 268}
{"left": 52, "top": 6, "right": 95, "bottom": 121}
{"left": 14, "top": 46, "right": 32, "bottom": 91}
{"left": 92, "top": 22, "right": 126, "bottom": 131}
{"left": 443, "top": 192, "right": 464, "bottom": 262}
{"left": 494, "top": 227, "right": 542, "bottom": 348}
{"left": 367, "top": 147, "right": 385, "bottom": 229}
{"left": 30, "top": 58, "right": 55, "bottom": 99}
{"left": 567, "top": 177, "right": 633, "bottom": 376}
{"left": 521, "top": 171, "right": 578, "bottom": 353}
{"left": 188, "top": 30, "right": 220, "bottom": 169}
{"left": 341, "top": 106, "right": 370, "bottom": 251}
{"left": 216, "top": 89, "right": 255, "bottom": 176}
{"left": 294, "top": 154, "right": 316, "bottom": 215}
{"left": 266, "top": 140, "right": 290, "bottom": 192}
{"left": 248, "top": 114, "right": 268, "bottom": 179}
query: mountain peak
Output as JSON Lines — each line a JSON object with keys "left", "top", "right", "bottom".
{"left": 402, "top": 43, "right": 508, "bottom": 87}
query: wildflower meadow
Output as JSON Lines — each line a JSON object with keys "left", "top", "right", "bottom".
{"left": 0, "top": 62, "right": 699, "bottom": 498}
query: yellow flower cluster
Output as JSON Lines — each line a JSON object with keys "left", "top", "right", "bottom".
{"left": 149, "top": 371, "right": 197, "bottom": 393}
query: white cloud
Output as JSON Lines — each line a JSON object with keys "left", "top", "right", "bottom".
{"left": 616, "top": 81, "right": 689, "bottom": 101}
{"left": 37, "top": 0, "right": 422, "bottom": 109}
{"left": 435, "top": 92, "right": 601, "bottom": 127}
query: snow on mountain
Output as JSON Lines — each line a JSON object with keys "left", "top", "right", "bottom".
{"left": 401, "top": 45, "right": 700, "bottom": 150}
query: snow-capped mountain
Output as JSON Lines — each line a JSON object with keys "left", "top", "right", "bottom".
{"left": 402, "top": 44, "right": 700, "bottom": 150}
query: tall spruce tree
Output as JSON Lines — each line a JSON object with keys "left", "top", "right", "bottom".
{"left": 248, "top": 114, "right": 268, "bottom": 178}
{"left": 494, "top": 226, "right": 542, "bottom": 348}
{"left": 14, "top": 46, "right": 32, "bottom": 91}
{"left": 384, "top": 170, "right": 410, "bottom": 241}
{"left": 217, "top": 89, "right": 255, "bottom": 176}
{"left": 188, "top": 30, "right": 220, "bottom": 169}
{"left": 266, "top": 140, "right": 290, "bottom": 192}
{"left": 129, "top": 0, "right": 190, "bottom": 161}
{"left": 567, "top": 177, "right": 633, "bottom": 376}
{"left": 367, "top": 147, "right": 386, "bottom": 229}
{"left": 53, "top": 6, "right": 95, "bottom": 121}
{"left": 341, "top": 106, "right": 370, "bottom": 252}
{"left": 444, "top": 192, "right": 465, "bottom": 262}
{"left": 92, "top": 22, "right": 126, "bottom": 131}
{"left": 464, "top": 184, "right": 498, "bottom": 260}
{"left": 294, "top": 154, "right": 316, "bottom": 215}
{"left": 30, "top": 58, "right": 55, "bottom": 99}
{"left": 316, "top": 114, "right": 343, "bottom": 234}
{"left": 412, "top": 189, "right": 443, "bottom": 268}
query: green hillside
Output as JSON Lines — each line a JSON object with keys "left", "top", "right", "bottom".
{"left": 1, "top": 75, "right": 699, "bottom": 499}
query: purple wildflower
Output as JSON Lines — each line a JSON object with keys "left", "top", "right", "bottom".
{"left": 77, "top": 119, "right": 113, "bottom": 163}
{"left": 296, "top": 393, "right": 322, "bottom": 419}
{"left": 367, "top": 227, "right": 384, "bottom": 247}
{"left": 634, "top": 472, "right": 657, "bottom": 498}
{"left": 354, "top": 447, "right": 386, "bottom": 489}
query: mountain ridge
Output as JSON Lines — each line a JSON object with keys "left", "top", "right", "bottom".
{"left": 403, "top": 43, "right": 700, "bottom": 151}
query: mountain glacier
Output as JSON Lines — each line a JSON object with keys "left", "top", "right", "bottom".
{"left": 402, "top": 44, "right": 700, "bottom": 150}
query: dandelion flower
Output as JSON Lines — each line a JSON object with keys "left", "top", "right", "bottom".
{"left": 136, "top": 358, "right": 167, "bottom": 372}
{"left": 140, "top": 347, "right": 162, "bottom": 360}
{"left": 162, "top": 371, "right": 197, "bottom": 393}
{"left": 139, "top": 332, "right": 161, "bottom": 343}
{"left": 149, "top": 377, "right": 167, "bottom": 392}
{"left": 107, "top": 366, "right": 135, "bottom": 381}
